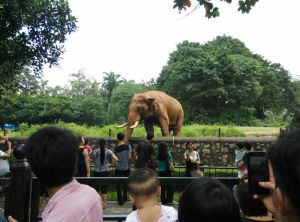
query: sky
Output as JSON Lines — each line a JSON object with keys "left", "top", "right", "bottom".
{"left": 43, "top": 0, "right": 300, "bottom": 87}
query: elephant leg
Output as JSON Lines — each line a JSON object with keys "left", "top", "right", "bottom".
{"left": 159, "top": 117, "right": 170, "bottom": 136}
{"left": 169, "top": 126, "right": 175, "bottom": 136}
{"left": 174, "top": 112, "right": 184, "bottom": 136}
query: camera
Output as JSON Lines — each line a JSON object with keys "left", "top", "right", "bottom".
{"left": 247, "top": 151, "right": 270, "bottom": 195}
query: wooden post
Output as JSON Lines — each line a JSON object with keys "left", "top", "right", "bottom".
{"left": 109, "top": 129, "right": 112, "bottom": 137}
{"left": 5, "top": 144, "right": 31, "bottom": 222}
{"left": 219, "top": 128, "right": 221, "bottom": 137}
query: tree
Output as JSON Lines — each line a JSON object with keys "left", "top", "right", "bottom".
{"left": 101, "top": 72, "right": 125, "bottom": 105}
{"left": 157, "top": 36, "right": 294, "bottom": 125}
{"left": 0, "top": 0, "right": 77, "bottom": 95}
{"left": 173, "top": 0, "right": 259, "bottom": 18}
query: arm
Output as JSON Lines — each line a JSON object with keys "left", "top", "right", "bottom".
{"left": 110, "top": 154, "right": 118, "bottom": 166}
{"left": 238, "top": 160, "right": 245, "bottom": 169}
{"left": 2, "top": 140, "right": 11, "bottom": 158}
{"left": 184, "top": 152, "right": 190, "bottom": 161}
{"left": 196, "top": 152, "right": 200, "bottom": 165}
{"left": 83, "top": 149, "right": 90, "bottom": 177}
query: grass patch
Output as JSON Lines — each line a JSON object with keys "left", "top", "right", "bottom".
{"left": 8, "top": 122, "right": 247, "bottom": 137}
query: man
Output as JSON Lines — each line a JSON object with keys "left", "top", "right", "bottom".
{"left": 8, "top": 126, "right": 103, "bottom": 222}
{"left": 134, "top": 132, "right": 155, "bottom": 170}
{"left": 256, "top": 127, "right": 300, "bottom": 222}
{"left": 113, "top": 132, "right": 132, "bottom": 205}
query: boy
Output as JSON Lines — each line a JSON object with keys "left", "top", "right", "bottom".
{"left": 126, "top": 168, "right": 177, "bottom": 222}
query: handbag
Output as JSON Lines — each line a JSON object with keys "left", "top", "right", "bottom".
{"left": 190, "top": 166, "right": 203, "bottom": 178}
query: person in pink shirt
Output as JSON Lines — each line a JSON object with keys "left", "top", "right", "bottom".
{"left": 8, "top": 127, "right": 103, "bottom": 222}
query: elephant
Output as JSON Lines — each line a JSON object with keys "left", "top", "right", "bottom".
{"left": 117, "top": 90, "right": 184, "bottom": 142}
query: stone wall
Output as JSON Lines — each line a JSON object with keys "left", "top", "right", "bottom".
{"left": 9, "top": 136, "right": 277, "bottom": 167}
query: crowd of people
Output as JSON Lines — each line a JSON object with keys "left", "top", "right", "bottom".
{"left": 3, "top": 125, "right": 300, "bottom": 222}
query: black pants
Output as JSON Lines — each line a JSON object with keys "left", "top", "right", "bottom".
{"left": 115, "top": 169, "right": 130, "bottom": 205}
{"left": 93, "top": 171, "right": 109, "bottom": 194}
{"left": 159, "top": 171, "right": 174, "bottom": 204}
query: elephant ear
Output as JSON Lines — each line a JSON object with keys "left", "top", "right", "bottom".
{"left": 146, "top": 98, "right": 158, "bottom": 112}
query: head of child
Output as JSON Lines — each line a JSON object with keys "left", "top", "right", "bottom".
{"left": 128, "top": 168, "right": 161, "bottom": 208}
{"left": 236, "top": 142, "right": 244, "bottom": 151}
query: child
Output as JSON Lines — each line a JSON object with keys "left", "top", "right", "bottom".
{"left": 126, "top": 168, "right": 177, "bottom": 222}
{"left": 235, "top": 142, "right": 246, "bottom": 178}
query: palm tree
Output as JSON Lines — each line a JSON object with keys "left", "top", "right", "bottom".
{"left": 101, "top": 72, "right": 124, "bottom": 102}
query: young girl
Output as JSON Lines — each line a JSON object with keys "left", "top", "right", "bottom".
{"left": 155, "top": 142, "right": 174, "bottom": 205}
{"left": 91, "top": 138, "right": 118, "bottom": 209}
{"left": 126, "top": 168, "right": 177, "bottom": 222}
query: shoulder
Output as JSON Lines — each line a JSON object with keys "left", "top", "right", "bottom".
{"left": 125, "top": 210, "right": 138, "bottom": 222}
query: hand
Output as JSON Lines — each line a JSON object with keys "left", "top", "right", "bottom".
{"left": 8, "top": 216, "right": 18, "bottom": 222}
{"left": 243, "top": 164, "right": 278, "bottom": 214}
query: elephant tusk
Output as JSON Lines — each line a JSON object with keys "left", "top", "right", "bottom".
{"left": 116, "top": 122, "right": 128, "bottom": 128}
{"left": 130, "top": 121, "right": 139, "bottom": 129}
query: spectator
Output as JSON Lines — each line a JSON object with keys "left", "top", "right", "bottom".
{"left": 235, "top": 142, "right": 246, "bottom": 178}
{"left": 237, "top": 179, "right": 274, "bottom": 222}
{"left": 134, "top": 132, "right": 156, "bottom": 171}
{"left": 155, "top": 142, "right": 174, "bottom": 205}
{"left": 255, "top": 126, "right": 300, "bottom": 222}
{"left": 113, "top": 132, "right": 132, "bottom": 205}
{"left": 183, "top": 142, "right": 200, "bottom": 177}
{"left": 238, "top": 141, "right": 252, "bottom": 173}
{"left": 84, "top": 138, "right": 92, "bottom": 159}
{"left": 76, "top": 136, "right": 90, "bottom": 177}
{"left": 91, "top": 138, "right": 118, "bottom": 209}
{"left": 178, "top": 177, "right": 241, "bottom": 222}
{"left": 126, "top": 168, "right": 178, "bottom": 222}
{"left": 0, "top": 130, "right": 11, "bottom": 177}
{"left": 8, "top": 126, "right": 103, "bottom": 222}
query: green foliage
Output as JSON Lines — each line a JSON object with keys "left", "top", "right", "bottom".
{"left": 157, "top": 35, "right": 295, "bottom": 126}
{"left": 13, "top": 122, "right": 246, "bottom": 137}
{"left": 173, "top": 0, "right": 258, "bottom": 18}
{"left": 0, "top": 0, "right": 77, "bottom": 95}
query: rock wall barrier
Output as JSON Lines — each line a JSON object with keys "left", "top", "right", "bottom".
{"left": 9, "top": 136, "right": 277, "bottom": 167}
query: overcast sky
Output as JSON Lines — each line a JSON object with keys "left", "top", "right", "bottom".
{"left": 42, "top": 0, "right": 300, "bottom": 87}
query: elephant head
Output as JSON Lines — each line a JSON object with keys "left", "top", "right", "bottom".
{"left": 116, "top": 94, "right": 157, "bottom": 142}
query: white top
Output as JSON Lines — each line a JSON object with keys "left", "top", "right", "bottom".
{"left": 125, "top": 205, "right": 178, "bottom": 222}
{"left": 0, "top": 150, "right": 5, "bottom": 157}
{"left": 189, "top": 151, "right": 198, "bottom": 162}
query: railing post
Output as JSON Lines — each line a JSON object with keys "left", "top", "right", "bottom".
{"left": 5, "top": 144, "right": 31, "bottom": 222}
{"left": 219, "top": 128, "right": 221, "bottom": 137}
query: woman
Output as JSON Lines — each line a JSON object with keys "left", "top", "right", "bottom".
{"left": 75, "top": 136, "right": 90, "bottom": 177}
{"left": 184, "top": 142, "right": 200, "bottom": 177}
{"left": 155, "top": 142, "right": 174, "bottom": 205}
{"left": 91, "top": 138, "right": 118, "bottom": 209}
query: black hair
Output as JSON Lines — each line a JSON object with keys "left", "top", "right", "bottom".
{"left": 237, "top": 142, "right": 244, "bottom": 149}
{"left": 185, "top": 141, "right": 192, "bottom": 149}
{"left": 157, "top": 142, "right": 168, "bottom": 162}
{"left": 78, "top": 136, "right": 83, "bottom": 146}
{"left": 178, "top": 178, "right": 241, "bottom": 222}
{"left": 237, "top": 179, "right": 267, "bottom": 217}
{"left": 24, "top": 126, "right": 78, "bottom": 187}
{"left": 128, "top": 168, "right": 159, "bottom": 197}
{"left": 117, "top": 132, "right": 125, "bottom": 141}
{"left": 244, "top": 142, "right": 252, "bottom": 151}
{"left": 99, "top": 138, "right": 106, "bottom": 165}
{"left": 267, "top": 127, "right": 300, "bottom": 220}
{"left": 84, "top": 138, "right": 89, "bottom": 146}
{"left": 146, "top": 132, "right": 154, "bottom": 141}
